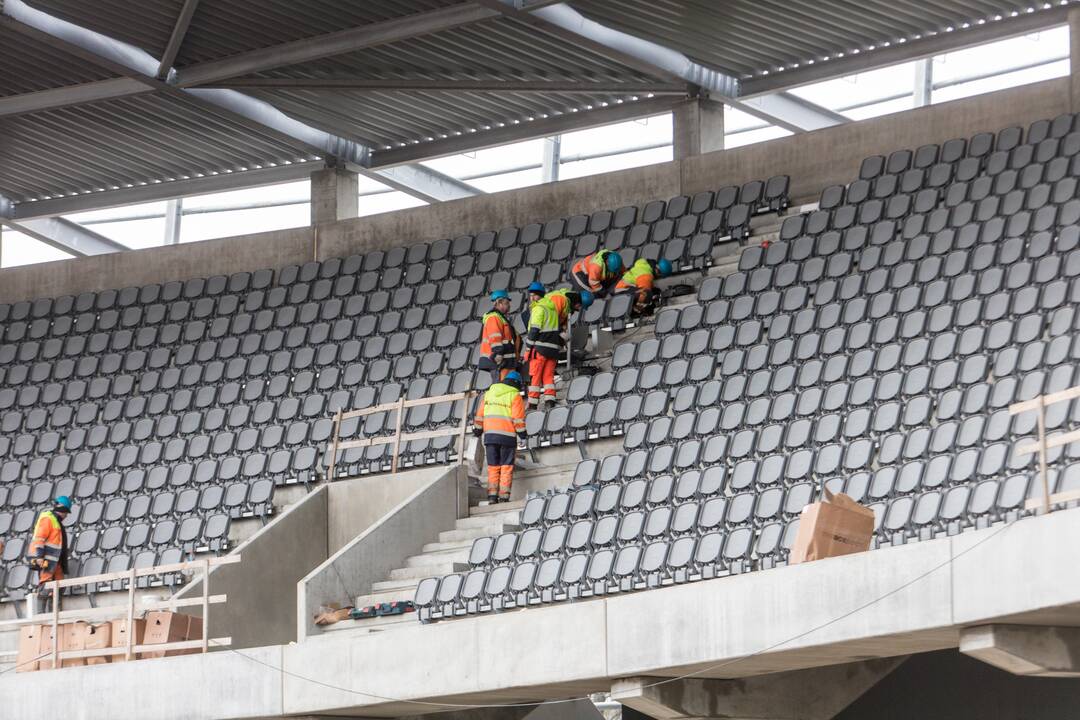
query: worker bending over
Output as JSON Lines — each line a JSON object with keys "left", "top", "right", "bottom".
{"left": 570, "top": 249, "right": 623, "bottom": 298}
{"left": 615, "top": 257, "right": 672, "bottom": 315}
{"left": 524, "top": 288, "right": 592, "bottom": 408}
{"left": 520, "top": 281, "right": 546, "bottom": 332}
{"left": 26, "top": 495, "right": 72, "bottom": 612}
{"left": 473, "top": 371, "right": 527, "bottom": 503}
{"left": 478, "top": 290, "right": 520, "bottom": 383}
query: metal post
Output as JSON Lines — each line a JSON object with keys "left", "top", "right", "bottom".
{"left": 1038, "top": 396, "right": 1050, "bottom": 514}
{"left": 201, "top": 559, "right": 210, "bottom": 654}
{"left": 391, "top": 397, "right": 406, "bottom": 474}
{"left": 327, "top": 408, "right": 342, "bottom": 483}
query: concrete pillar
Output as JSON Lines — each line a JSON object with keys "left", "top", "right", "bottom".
{"left": 672, "top": 97, "right": 725, "bottom": 160}
{"left": 961, "top": 624, "right": 1080, "bottom": 677}
{"left": 542, "top": 135, "right": 562, "bottom": 183}
{"left": 913, "top": 59, "right": 933, "bottom": 108}
{"left": 1071, "top": 8, "right": 1080, "bottom": 112}
{"left": 163, "top": 198, "right": 183, "bottom": 245}
{"left": 611, "top": 657, "right": 906, "bottom": 720}
{"left": 310, "top": 167, "right": 359, "bottom": 225}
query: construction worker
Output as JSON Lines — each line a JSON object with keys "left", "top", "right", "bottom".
{"left": 478, "top": 290, "right": 520, "bottom": 384}
{"left": 524, "top": 288, "right": 592, "bottom": 408}
{"left": 520, "top": 281, "right": 546, "bottom": 333}
{"left": 615, "top": 257, "right": 672, "bottom": 315}
{"left": 570, "top": 249, "right": 624, "bottom": 298}
{"left": 472, "top": 371, "right": 527, "bottom": 503}
{"left": 26, "top": 495, "right": 72, "bottom": 612}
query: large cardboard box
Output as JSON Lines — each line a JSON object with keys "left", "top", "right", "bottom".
{"left": 142, "top": 611, "right": 202, "bottom": 658}
{"left": 60, "top": 622, "right": 87, "bottom": 668}
{"left": 789, "top": 490, "right": 875, "bottom": 565}
{"left": 83, "top": 622, "right": 112, "bottom": 666}
{"left": 110, "top": 618, "right": 146, "bottom": 662}
{"left": 16, "top": 624, "right": 45, "bottom": 673}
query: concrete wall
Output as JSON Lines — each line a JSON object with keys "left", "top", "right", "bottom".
{"left": 172, "top": 485, "right": 329, "bottom": 649}
{"left": 0, "top": 77, "right": 1067, "bottom": 305}
{"left": 298, "top": 465, "right": 464, "bottom": 640}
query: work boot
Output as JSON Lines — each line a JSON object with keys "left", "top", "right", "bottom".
{"left": 544, "top": 397, "right": 558, "bottom": 410}
{"left": 487, "top": 495, "right": 498, "bottom": 504}
{"left": 498, "top": 494, "right": 511, "bottom": 503}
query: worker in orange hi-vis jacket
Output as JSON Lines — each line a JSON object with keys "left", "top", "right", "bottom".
{"left": 472, "top": 372, "right": 527, "bottom": 503}
{"left": 569, "top": 249, "right": 623, "bottom": 298}
{"left": 26, "top": 495, "right": 72, "bottom": 613}
{"left": 478, "top": 289, "right": 520, "bottom": 383}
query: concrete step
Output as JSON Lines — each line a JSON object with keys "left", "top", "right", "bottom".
{"left": 322, "top": 610, "right": 416, "bottom": 634}
{"left": 404, "top": 547, "right": 471, "bottom": 568}
{"left": 421, "top": 538, "right": 476, "bottom": 553}
{"left": 371, "top": 577, "right": 423, "bottom": 595}
{"left": 388, "top": 562, "right": 469, "bottom": 582}
{"left": 470, "top": 499, "right": 527, "bottom": 516}
{"left": 453, "top": 510, "right": 521, "bottom": 529}
{"left": 438, "top": 524, "right": 518, "bottom": 543}
{"left": 354, "top": 588, "right": 422, "bottom": 608}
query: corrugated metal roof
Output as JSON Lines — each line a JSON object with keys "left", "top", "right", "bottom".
{"left": 0, "top": 25, "right": 118, "bottom": 96}
{"left": 0, "top": 92, "right": 312, "bottom": 202}
{"left": 568, "top": 0, "right": 1049, "bottom": 78}
{"left": 27, "top": 0, "right": 186, "bottom": 59}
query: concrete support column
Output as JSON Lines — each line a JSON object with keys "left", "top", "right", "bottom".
{"left": 913, "top": 58, "right": 933, "bottom": 108}
{"left": 310, "top": 167, "right": 359, "bottom": 225}
{"left": 163, "top": 198, "right": 183, "bottom": 245}
{"left": 961, "top": 624, "right": 1080, "bottom": 677}
{"left": 611, "top": 658, "right": 906, "bottom": 720}
{"left": 1071, "top": 8, "right": 1080, "bottom": 112}
{"left": 672, "top": 97, "right": 725, "bottom": 160}
{"left": 542, "top": 135, "right": 562, "bottom": 183}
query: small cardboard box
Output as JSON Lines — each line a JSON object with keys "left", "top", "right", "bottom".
{"left": 83, "top": 622, "right": 112, "bottom": 666}
{"left": 16, "top": 624, "right": 45, "bottom": 673}
{"left": 110, "top": 618, "right": 146, "bottom": 662}
{"left": 142, "top": 611, "right": 201, "bottom": 658}
{"left": 60, "top": 622, "right": 87, "bottom": 668}
{"left": 789, "top": 489, "right": 875, "bottom": 565}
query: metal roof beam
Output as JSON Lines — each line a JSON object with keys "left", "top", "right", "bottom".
{"left": 739, "top": 5, "right": 1070, "bottom": 98}
{"left": 489, "top": 0, "right": 739, "bottom": 97}
{"left": 207, "top": 76, "right": 689, "bottom": 94}
{"left": 174, "top": 3, "right": 501, "bottom": 87}
{"left": 731, "top": 92, "right": 848, "bottom": 133}
{"left": 370, "top": 94, "right": 679, "bottom": 168}
{"left": 157, "top": 0, "right": 201, "bottom": 79}
{"left": 352, "top": 164, "right": 480, "bottom": 203}
{"left": 0, "top": 216, "right": 128, "bottom": 256}
{"left": 0, "top": 77, "right": 151, "bottom": 117}
{"left": 9, "top": 164, "right": 318, "bottom": 220}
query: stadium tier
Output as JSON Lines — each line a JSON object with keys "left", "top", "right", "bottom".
{"left": 413, "top": 112, "right": 1080, "bottom": 621}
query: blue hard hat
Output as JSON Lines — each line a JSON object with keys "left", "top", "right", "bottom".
{"left": 656, "top": 258, "right": 673, "bottom": 277}
{"left": 578, "top": 290, "right": 594, "bottom": 309}
{"left": 605, "top": 253, "right": 623, "bottom": 274}
{"left": 504, "top": 371, "right": 523, "bottom": 384}
{"left": 54, "top": 496, "right": 72, "bottom": 511}
{"left": 490, "top": 289, "right": 510, "bottom": 302}
{"left": 527, "top": 282, "right": 546, "bottom": 295}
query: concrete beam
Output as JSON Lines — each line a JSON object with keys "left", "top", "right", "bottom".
{"left": 0, "top": 216, "right": 128, "bottom": 256}
{"left": 732, "top": 92, "right": 847, "bottom": 133}
{"left": 961, "top": 625, "right": 1080, "bottom": 677}
{"left": 311, "top": 167, "right": 360, "bottom": 225}
{"left": 359, "top": 164, "right": 480, "bottom": 203}
{"left": 740, "top": 5, "right": 1069, "bottom": 98}
{"left": 673, "top": 97, "right": 725, "bottom": 160}
{"left": 612, "top": 658, "right": 907, "bottom": 720}
{"left": 156, "top": 0, "right": 200, "bottom": 79}
{"left": 175, "top": 3, "right": 500, "bottom": 87}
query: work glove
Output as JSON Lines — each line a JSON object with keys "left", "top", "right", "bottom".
{"left": 472, "top": 427, "right": 483, "bottom": 438}
{"left": 32, "top": 559, "right": 47, "bottom": 570}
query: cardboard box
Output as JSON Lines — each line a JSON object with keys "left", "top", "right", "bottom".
{"left": 60, "top": 622, "right": 87, "bottom": 668}
{"left": 83, "top": 622, "right": 112, "bottom": 666}
{"left": 789, "top": 490, "right": 875, "bottom": 565}
{"left": 142, "top": 611, "right": 202, "bottom": 658}
{"left": 110, "top": 618, "right": 146, "bottom": 662}
{"left": 16, "top": 624, "right": 45, "bottom": 673}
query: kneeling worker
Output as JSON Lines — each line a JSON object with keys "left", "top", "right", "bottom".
{"left": 616, "top": 257, "right": 672, "bottom": 315}
{"left": 27, "top": 495, "right": 72, "bottom": 612}
{"left": 524, "top": 288, "right": 592, "bottom": 408}
{"left": 478, "top": 290, "right": 520, "bottom": 383}
{"left": 570, "top": 249, "right": 623, "bottom": 298}
{"left": 472, "top": 371, "right": 527, "bottom": 503}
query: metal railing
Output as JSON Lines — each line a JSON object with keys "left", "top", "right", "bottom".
{"left": 1010, "top": 384, "right": 1080, "bottom": 513}
{"left": 326, "top": 391, "right": 474, "bottom": 479}
{"left": 0, "top": 555, "right": 239, "bottom": 667}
